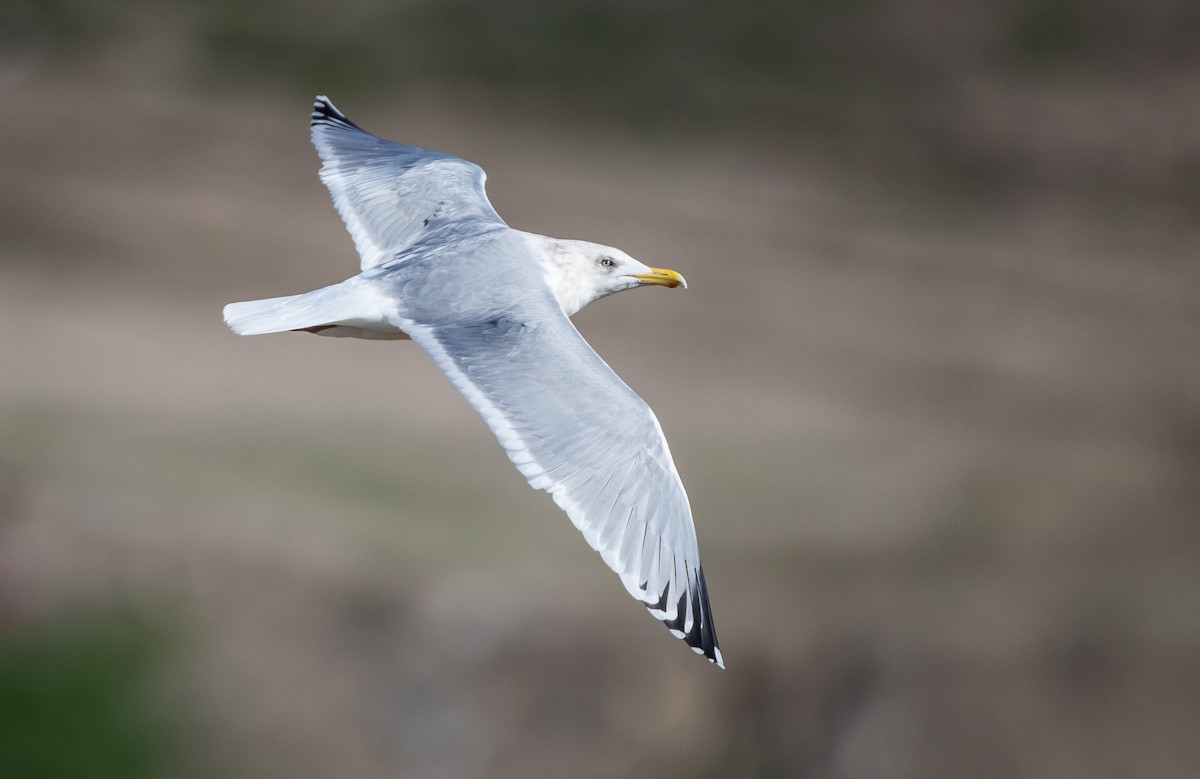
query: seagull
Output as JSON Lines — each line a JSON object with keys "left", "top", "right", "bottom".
{"left": 224, "top": 97, "right": 722, "bottom": 667}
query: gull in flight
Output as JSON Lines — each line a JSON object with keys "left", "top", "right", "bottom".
{"left": 224, "top": 97, "right": 722, "bottom": 667}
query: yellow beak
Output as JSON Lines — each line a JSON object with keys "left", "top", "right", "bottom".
{"left": 632, "top": 267, "right": 688, "bottom": 289}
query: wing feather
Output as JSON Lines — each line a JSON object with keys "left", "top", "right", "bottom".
{"left": 406, "top": 311, "right": 722, "bottom": 666}
{"left": 310, "top": 96, "right": 506, "bottom": 270}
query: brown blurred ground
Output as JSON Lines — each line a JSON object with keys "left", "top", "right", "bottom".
{"left": 2, "top": 6, "right": 1200, "bottom": 778}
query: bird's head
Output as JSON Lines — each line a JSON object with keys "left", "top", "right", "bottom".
{"left": 538, "top": 238, "right": 687, "bottom": 316}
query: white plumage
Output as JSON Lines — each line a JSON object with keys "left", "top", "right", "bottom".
{"left": 224, "top": 97, "right": 722, "bottom": 667}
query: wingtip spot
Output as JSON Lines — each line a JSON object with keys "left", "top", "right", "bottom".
{"left": 310, "top": 95, "right": 361, "bottom": 130}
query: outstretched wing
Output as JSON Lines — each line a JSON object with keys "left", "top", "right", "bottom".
{"left": 310, "top": 96, "right": 506, "bottom": 270}
{"left": 405, "top": 307, "right": 722, "bottom": 667}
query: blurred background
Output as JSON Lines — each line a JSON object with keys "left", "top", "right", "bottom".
{"left": 2, "top": 1, "right": 1198, "bottom": 776}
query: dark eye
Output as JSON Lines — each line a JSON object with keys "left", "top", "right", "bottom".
{"left": 598, "top": 257, "right": 616, "bottom": 269}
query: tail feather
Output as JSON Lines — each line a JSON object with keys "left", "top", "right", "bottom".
{"left": 223, "top": 281, "right": 405, "bottom": 339}
{"left": 223, "top": 289, "right": 338, "bottom": 336}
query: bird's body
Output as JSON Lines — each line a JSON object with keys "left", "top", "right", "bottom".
{"left": 224, "top": 97, "right": 722, "bottom": 667}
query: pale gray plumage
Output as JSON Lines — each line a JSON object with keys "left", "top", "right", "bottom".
{"left": 310, "top": 104, "right": 504, "bottom": 270}
{"left": 224, "top": 97, "right": 722, "bottom": 667}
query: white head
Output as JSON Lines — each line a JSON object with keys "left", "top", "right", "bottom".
{"left": 536, "top": 237, "right": 687, "bottom": 316}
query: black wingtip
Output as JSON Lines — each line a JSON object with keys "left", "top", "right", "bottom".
{"left": 658, "top": 567, "right": 724, "bottom": 668}
{"left": 311, "top": 95, "right": 362, "bottom": 130}
{"left": 697, "top": 567, "right": 725, "bottom": 668}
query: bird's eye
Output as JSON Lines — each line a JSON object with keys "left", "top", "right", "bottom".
{"left": 598, "top": 257, "right": 616, "bottom": 269}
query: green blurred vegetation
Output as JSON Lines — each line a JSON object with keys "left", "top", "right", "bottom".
{"left": 14, "top": 0, "right": 1200, "bottom": 127}
{"left": 0, "top": 612, "right": 173, "bottom": 779}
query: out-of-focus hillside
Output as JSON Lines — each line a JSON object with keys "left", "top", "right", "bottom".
{"left": 12, "top": 0, "right": 1200, "bottom": 194}
{"left": 1, "top": 2, "right": 1199, "bottom": 777}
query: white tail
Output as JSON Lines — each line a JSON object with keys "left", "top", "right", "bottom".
{"left": 223, "top": 281, "right": 407, "bottom": 340}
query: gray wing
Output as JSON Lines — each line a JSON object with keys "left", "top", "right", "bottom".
{"left": 406, "top": 310, "right": 723, "bottom": 667}
{"left": 310, "top": 97, "right": 506, "bottom": 270}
